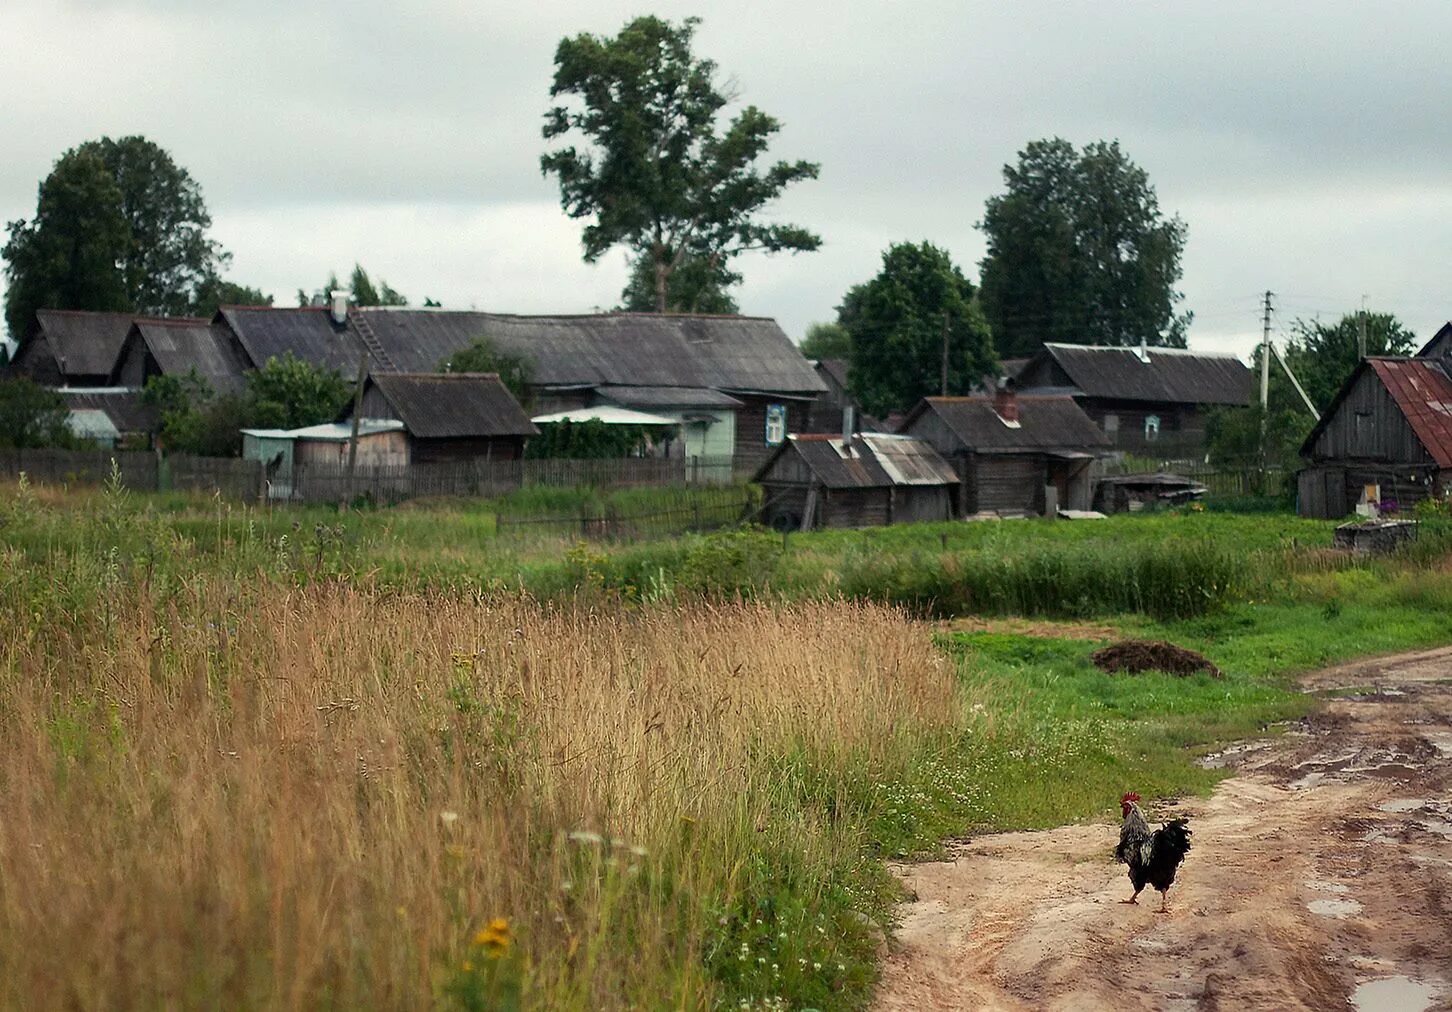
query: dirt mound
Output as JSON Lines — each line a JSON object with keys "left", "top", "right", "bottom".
{"left": 1090, "top": 639, "right": 1221, "bottom": 677}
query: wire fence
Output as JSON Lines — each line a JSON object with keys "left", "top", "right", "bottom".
{"left": 495, "top": 485, "right": 754, "bottom": 542}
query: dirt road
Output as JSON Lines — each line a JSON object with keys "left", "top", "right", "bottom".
{"left": 876, "top": 647, "right": 1452, "bottom": 1011}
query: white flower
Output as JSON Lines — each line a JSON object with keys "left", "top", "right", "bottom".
{"left": 567, "top": 830, "right": 604, "bottom": 846}
{"left": 439, "top": 811, "right": 459, "bottom": 826}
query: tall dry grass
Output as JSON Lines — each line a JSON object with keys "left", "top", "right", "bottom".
{"left": 0, "top": 571, "right": 956, "bottom": 1009}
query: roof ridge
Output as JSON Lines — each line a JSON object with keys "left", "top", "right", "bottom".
{"left": 1043, "top": 341, "right": 1240, "bottom": 359}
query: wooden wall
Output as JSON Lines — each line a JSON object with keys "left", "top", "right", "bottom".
{"left": 1306, "top": 369, "right": 1432, "bottom": 466}
{"left": 972, "top": 454, "right": 1047, "bottom": 515}
{"left": 411, "top": 436, "right": 526, "bottom": 464}
{"left": 732, "top": 394, "right": 801, "bottom": 475}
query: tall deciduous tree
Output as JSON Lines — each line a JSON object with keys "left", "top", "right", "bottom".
{"left": 798, "top": 321, "right": 851, "bottom": 360}
{"left": 1284, "top": 311, "right": 1416, "bottom": 412}
{"left": 541, "top": 15, "right": 820, "bottom": 313}
{"left": 839, "top": 242, "right": 996, "bottom": 419}
{"left": 2, "top": 149, "right": 131, "bottom": 339}
{"left": 979, "top": 138, "right": 1189, "bottom": 357}
{"left": 192, "top": 279, "right": 273, "bottom": 317}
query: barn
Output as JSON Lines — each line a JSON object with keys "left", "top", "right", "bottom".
{"left": 898, "top": 383, "right": 1111, "bottom": 517}
{"left": 754, "top": 432, "right": 957, "bottom": 530}
{"left": 1297, "top": 357, "right": 1452, "bottom": 519}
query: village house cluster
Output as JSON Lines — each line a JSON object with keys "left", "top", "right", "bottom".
{"left": 27, "top": 297, "right": 1452, "bottom": 526}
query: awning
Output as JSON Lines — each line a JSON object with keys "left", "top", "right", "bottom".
{"left": 530, "top": 407, "right": 678, "bottom": 426}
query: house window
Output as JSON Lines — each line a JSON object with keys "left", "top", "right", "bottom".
{"left": 1144, "top": 414, "right": 1161, "bottom": 441}
{"left": 1103, "top": 413, "right": 1120, "bottom": 438}
{"left": 764, "top": 404, "right": 787, "bottom": 446}
{"left": 1354, "top": 410, "right": 1373, "bottom": 449}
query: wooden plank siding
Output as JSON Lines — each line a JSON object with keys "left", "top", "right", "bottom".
{"left": 973, "top": 455, "right": 1047, "bottom": 515}
{"left": 1305, "top": 369, "right": 1433, "bottom": 467}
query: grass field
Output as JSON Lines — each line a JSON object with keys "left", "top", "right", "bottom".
{"left": 2, "top": 478, "right": 1451, "bottom": 1009}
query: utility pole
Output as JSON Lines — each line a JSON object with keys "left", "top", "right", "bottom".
{"left": 346, "top": 349, "right": 369, "bottom": 503}
{"left": 1357, "top": 296, "right": 1368, "bottom": 359}
{"left": 1259, "top": 290, "right": 1274, "bottom": 464}
{"left": 940, "top": 311, "right": 950, "bottom": 397}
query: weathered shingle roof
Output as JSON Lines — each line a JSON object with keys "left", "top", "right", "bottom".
{"left": 902, "top": 395, "right": 1111, "bottom": 452}
{"left": 131, "top": 320, "right": 251, "bottom": 394}
{"left": 359, "top": 310, "right": 825, "bottom": 394}
{"left": 595, "top": 385, "right": 743, "bottom": 409}
{"left": 58, "top": 388, "right": 157, "bottom": 433}
{"left": 219, "top": 306, "right": 365, "bottom": 375}
{"left": 364, "top": 373, "right": 538, "bottom": 440}
{"left": 755, "top": 433, "right": 957, "bottom": 489}
{"left": 1026, "top": 343, "right": 1252, "bottom": 406}
{"left": 34, "top": 309, "right": 174, "bottom": 378}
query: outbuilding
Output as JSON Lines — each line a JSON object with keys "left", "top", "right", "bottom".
{"left": 349, "top": 372, "right": 539, "bottom": 464}
{"left": 753, "top": 432, "right": 957, "bottom": 530}
{"left": 899, "top": 383, "right": 1111, "bottom": 516}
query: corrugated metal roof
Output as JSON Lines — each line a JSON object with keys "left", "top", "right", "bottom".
{"left": 596, "top": 385, "right": 744, "bottom": 409}
{"left": 359, "top": 310, "right": 826, "bottom": 394}
{"left": 240, "top": 419, "right": 405, "bottom": 442}
{"left": 759, "top": 433, "right": 956, "bottom": 489}
{"left": 220, "top": 306, "right": 366, "bottom": 375}
{"left": 35, "top": 309, "right": 193, "bottom": 378}
{"left": 531, "top": 406, "right": 678, "bottom": 426}
{"left": 1029, "top": 343, "right": 1252, "bottom": 406}
{"left": 861, "top": 434, "right": 960, "bottom": 485}
{"left": 132, "top": 320, "right": 251, "bottom": 394}
{"left": 1369, "top": 358, "right": 1452, "bottom": 468}
{"left": 65, "top": 409, "right": 119, "bottom": 442}
{"left": 58, "top": 387, "right": 156, "bottom": 433}
{"left": 367, "top": 372, "right": 538, "bottom": 439}
{"left": 905, "top": 395, "right": 1111, "bottom": 452}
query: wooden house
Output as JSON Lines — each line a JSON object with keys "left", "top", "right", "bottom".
{"left": 114, "top": 319, "right": 251, "bottom": 395}
{"left": 10, "top": 309, "right": 194, "bottom": 387}
{"left": 899, "top": 383, "right": 1111, "bottom": 516}
{"left": 348, "top": 372, "right": 539, "bottom": 463}
{"left": 753, "top": 432, "right": 957, "bottom": 530}
{"left": 1015, "top": 342, "right": 1252, "bottom": 458}
{"left": 1298, "top": 357, "right": 1452, "bottom": 519}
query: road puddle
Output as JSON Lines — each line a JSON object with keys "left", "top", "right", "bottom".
{"left": 1351, "top": 975, "right": 1440, "bottom": 1011}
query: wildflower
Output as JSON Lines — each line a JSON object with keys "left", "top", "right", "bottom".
{"left": 567, "top": 830, "right": 604, "bottom": 846}
{"left": 837, "top": 963, "right": 846, "bottom": 972}
{"left": 813, "top": 962, "right": 822, "bottom": 971}
{"left": 461, "top": 961, "right": 473, "bottom": 972}
{"left": 440, "top": 810, "right": 459, "bottom": 827}
{"left": 473, "top": 917, "right": 512, "bottom": 958}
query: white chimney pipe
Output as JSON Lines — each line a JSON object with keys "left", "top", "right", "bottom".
{"left": 329, "top": 290, "right": 351, "bottom": 326}
{"left": 842, "top": 405, "right": 855, "bottom": 450}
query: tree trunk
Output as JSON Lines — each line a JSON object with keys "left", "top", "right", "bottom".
{"left": 654, "top": 255, "right": 670, "bottom": 313}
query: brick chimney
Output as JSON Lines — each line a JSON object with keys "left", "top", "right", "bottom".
{"left": 994, "top": 377, "right": 1019, "bottom": 423}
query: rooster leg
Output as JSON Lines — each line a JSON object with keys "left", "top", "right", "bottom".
{"left": 1156, "top": 891, "right": 1170, "bottom": 914}
{"left": 1120, "top": 887, "right": 1143, "bottom": 905}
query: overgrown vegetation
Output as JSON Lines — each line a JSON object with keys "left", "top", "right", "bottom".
{"left": 2, "top": 482, "right": 1452, "bottom": 1008}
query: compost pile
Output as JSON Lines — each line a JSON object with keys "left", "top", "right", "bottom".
{"left": 1091, "top": 640, "right": 1221, "bottom": 678}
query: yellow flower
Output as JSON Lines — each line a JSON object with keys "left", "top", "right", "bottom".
{"left": 472, "top": 917, "right": 512, "bottom": 957}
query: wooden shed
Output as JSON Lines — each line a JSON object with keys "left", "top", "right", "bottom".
{"left": 1298, "top": 357, "right": 1452, "bottom": 519}
{"left": 349, "top": 372, "right": 539, "bottom": 464}
{"left": 899, "top": 384, "right": 1111, "bottom": 517}
{"left": 753, "top": 433, "right": 957, "bottom": 530}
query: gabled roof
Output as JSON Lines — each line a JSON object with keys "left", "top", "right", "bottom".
{"left": 219, "top": 306, "right": 366, "bottom": 375}
{"left": 357, "top": 310, "right": 826, "bottom": 394}
{"left": 1303, "top": 358, "right": 1452, "bottom": 468}
{"left": 364, "top": 373, "right": 538, "bottom": 440}
{"left": 129, "top": 320, "right": 251, "bottom": 394}
{"left": 1415, "top": 322, "right": 1452, "bottom": 360}
{"left": 900, "top": 395, "right": 1111, "bottom": 452}
{"left": 34, "top": 309, "right": 187, "bottom": 379}
{"left": 754, "top": 433, "right": 957, "bottom": 489}
{"left": 1025, "top": 343, "right": 1252, "bottom": 406}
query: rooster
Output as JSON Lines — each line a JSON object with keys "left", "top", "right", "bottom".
{"left": 1115, "top": 792, "right": 1192, "bottom": 912}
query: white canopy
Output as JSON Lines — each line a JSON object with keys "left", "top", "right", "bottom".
{"left": 530, "top": 406, "right": 677, "bottom": 426}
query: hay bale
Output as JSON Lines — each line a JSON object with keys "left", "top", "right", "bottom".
{"left": 1090, "top": 639, "right": 1221, "bottom": 678}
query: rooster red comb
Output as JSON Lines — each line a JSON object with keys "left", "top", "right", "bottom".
{"left": 1120, "top": 792, "right": 1140, "bottom": 804}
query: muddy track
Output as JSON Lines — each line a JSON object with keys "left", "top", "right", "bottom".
{"left": 875, "top": 646, "right": 1452, "bottom": 1011}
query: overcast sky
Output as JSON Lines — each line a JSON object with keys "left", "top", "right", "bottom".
{"left": 2, "top": 1, "right": 1449, "bottom": 359}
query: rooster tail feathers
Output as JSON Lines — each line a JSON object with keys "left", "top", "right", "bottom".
{"left": 1155, "top": 819, "right": 1192, "bottom": 863}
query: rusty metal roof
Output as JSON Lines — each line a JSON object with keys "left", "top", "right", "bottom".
{"left": 1369, "top": 358, "right": 1452, "bottom": 467}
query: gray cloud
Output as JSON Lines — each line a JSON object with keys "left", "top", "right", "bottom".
{"left": 2, "top": 0, "right": 1449, "bottom": 354}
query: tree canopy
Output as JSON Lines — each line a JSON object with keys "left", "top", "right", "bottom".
{"left": 541, "top": 15, "right": 820, "bottom": 313}
{"left": 439, "top": 337, "right": 534, "bottom": 403}
{"left": 297, "top": 265, "right": 408, "bottom": 308}
{"left": 245, "top": 353, "right": 352, "bottom": 431}
{"left": 838, "top": 242, "right": 996, "bottom": 419}
{"left": 978, "top": 138, "right": 1189, "bottom": 357}
{"left": 0, "top": 376, "right": 76, "bottom": 449}
{"left": 3, "top": 148, "right": 131, "bottom": 338}
{"left": 798, "top": 321, "right": 851, "bottom": 361}
{"left": 3, "top": 136, "right": 262, "bottom": 338}
{"left": 1283, "top": 311, "right": 1416, "bottom": 412}
{"left": 192, "top": 279, "right": 273, "bottom": 318}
